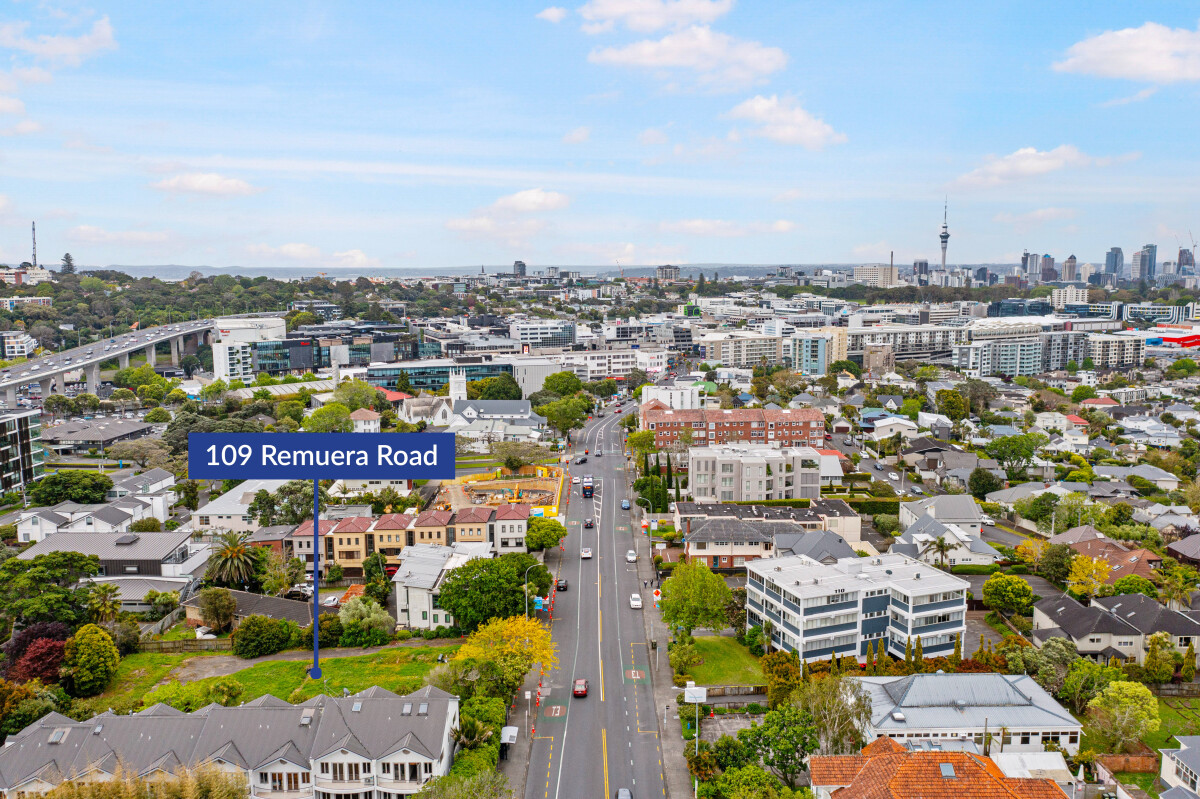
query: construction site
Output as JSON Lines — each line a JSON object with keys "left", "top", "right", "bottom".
{"left": 433, "top": 465, "right": 566, "bottom": 518}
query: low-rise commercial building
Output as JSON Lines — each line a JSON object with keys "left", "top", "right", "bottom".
{"left": 643, "top": 407, "right": 825, "bottom": 450}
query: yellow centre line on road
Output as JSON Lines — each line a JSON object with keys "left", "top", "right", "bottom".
{"left": 600, "top": 656, "right": 605, "bottom": 701}
{"left": 602, "top": 728, "right": 610, "bottom": 799}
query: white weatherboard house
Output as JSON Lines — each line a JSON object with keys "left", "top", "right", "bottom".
{"left": 852, "top": 672, "right": 1082, "bottom": 755}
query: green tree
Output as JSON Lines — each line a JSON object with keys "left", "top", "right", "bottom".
{"left": 437, "top": 559, "right": 526, "bottom": 632}
{"left": 272, "top": 480, "right": 329, "bottom": 524}
{"left": 981, "top": 573, "right": 1033, "bottom": 616}
{"left": 179, "top": 353, "right": 202, "bottom": 377}
{"left": 480, "top": 372, "right": 522, "bottom": 400}
{"left": 143, "top": 407, "right": 171, "bottom": 423}
{"left": 198, "top": 587, "right": 236, "bottom": 631}
{"left": 538, "top": 396, "right": 588, "bottom": 441}
{"left": 60, "top": 252, "right": 75, "bottom": 274}
{"left": 828, "top": 360, "right": 861, "bottom": 378}
{"left": 739, "top": 704, "right": 817, "bottom": 789}
{"left": 332, "top": 379, "right": 380, "bottom": 411}
{"left": 968, "top": 467, "right": 1003, "bottom": 500}
{"left": 62, "top": 624, "right": 121, "bottom": 697}
{"left": 1086, "top": 681, "right": 1160, "bottom": 753}
{"left": 107, "top": 438, "right": 171, "bottom": 468}
{"left": 1142, "top": 631, "right": 1176, "bottom": 684}
{"left": 1113, "top": 575, "right": 1158, "bottom": 599}
{"left": 1059, "top": 658, "right": 1122, "bottom": 714}
{"left": 984, "top": 433, "right": 1049, "bottom": 480}
{"left": 248, "top": 489, "right": 279, "bottom": 526}
{"left": 627, "top": 430, "right": 657, "bottom": 455}
{"left": 87, "top": 582, "right": 122, "bottom": 623}
{"left": 1071, "top": 385, "right": 1098, "bottom": 402}
{"left": 661, "top": 560, "right": 732, "bottom": 636}
{"left": 525, "top": 517, "right": 568, "bottom": 551}
{"left": 303, "top": 402, "right": 353, "bottom": 432}
{"left": 900, "top": 398, "right": 922, "bottom": 420}
{"left": 935, "top": 389, "right": 968, "bottom": 421}
{"left": 29, "top": 471, "right": 114, "bottom": 506}
{"left": 178, "top": 480, "right": 200, "bottom": 510}
{"left": 1040, "top": 544, "right": 1074, "bottom": 584}
{"left": 792, "top": 672, "right": 873, "bottom": 755}
{"left": 130, "top": 517, "right": 163, "bottom": 532}
{"left": 0, "top": 551, "right": 100, "bottom": 627}
{"left": 275, "top": 400, "right": 305, "bottom": 424}
{"left": 542, "top": 371, "right": 583, "bottom": 397}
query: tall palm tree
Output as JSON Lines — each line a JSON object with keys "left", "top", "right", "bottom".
{"left": 88, "top": 582, "right": 122, "bottom": 623}
{"left": 921, "top": 536, "right": 954, "bottom": 568}
{"left": 761, "top": 619, "right": 775, "bottom": 653}
{"left": 452, "top": 717, "right": 494, "bottom": 750}
{"left": 1160, "top": 572, "right": 1193, "bottom": 610}
{"left": 207, "top": 531, "right": 257, "bottom": 587}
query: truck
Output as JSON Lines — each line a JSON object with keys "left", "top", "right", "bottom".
{"left": 581, "top": 475, "right": 594, "bottom": 498}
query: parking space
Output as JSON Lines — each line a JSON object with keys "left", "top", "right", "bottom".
{"left": 960, "top": 573, "right": 1064, "bottom": 603}
{"left": 966, "top": 611, "right": 1004, "bottom": 648}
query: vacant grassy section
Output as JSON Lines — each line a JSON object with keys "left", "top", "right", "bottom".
{"left": 163, "top": 645, "right": 460, "bottom": 703}
{"left": 690, "top": 636, "right": 763, "bottom": 686}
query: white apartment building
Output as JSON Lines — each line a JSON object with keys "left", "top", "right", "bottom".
{"left": 392, "top": 542, "right": 492, "bottom": 630}
{"left": 953, "top": 337, "right": 1042, "bottom": 377}
{"left": 642, "top": 384, "right": 701, "bottom": 410}
{"left": 853, "top": 264, "right": 899, "bottom": 287}
{"left": 194, "top": 479, "right": 289, "bottom": 534}
{"left": 213, "top": 340, "right": 255, "bottom": 382}
{"left": 688, "top": 443, "right": 824, "bottom": 502}
{"left": 0, "top": 330, "right": 38, "bottom": 359}
{"left": 844, "top": 325, "right": 967, "bottom": 362}
{"left": 634, "top": 348, "right": 669, "bottom": 374}
{"left": 746, "top": 553, "right": 969, "bottom": 662}
{"left": 508, "top": 319, "right": 576, "bottom": 348}
{"left": 697, "top": 331, "right": 784, "bottom": 367}
{"left": 1051, "top": 285, "right": 1091, "bottom": 309}
{"left": 558, "top": 348, "right": 639, "bottom": 381}
{"left": 212, "top": 316, "right": 288, "bottom": 382}
{"left": 1087, "top": 333, "right": 1146, "bottom": 369}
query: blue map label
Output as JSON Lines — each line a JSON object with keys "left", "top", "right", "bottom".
{"left": 187, "top": 432, "right": 456, "bottom": 480}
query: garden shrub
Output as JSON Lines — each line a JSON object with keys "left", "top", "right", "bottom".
{"left": 231, "top": 615, "right": 293, "bottom": 659}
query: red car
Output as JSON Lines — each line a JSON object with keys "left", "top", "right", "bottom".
{"left": 573, "top": 679, "right": 589, "bottom": 697}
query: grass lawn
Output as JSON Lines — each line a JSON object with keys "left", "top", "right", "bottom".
{"left": 690, "top": 636, "right": 763, "bottom": 686}
{"left": 158, "top": 622, "right": 196, "bottom": 641}
{"left": 1146, "top": 698, "right": 1200, "bottom": 752}
{"left": 151, "top": 645, "right": 460, "bottom": 704}
{"left": 1115, "top": 772, "right": 1159, "bottom": 798}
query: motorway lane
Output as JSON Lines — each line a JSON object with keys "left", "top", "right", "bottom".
{"left": 526, "top": 405, "right": 665, "bottom": 799}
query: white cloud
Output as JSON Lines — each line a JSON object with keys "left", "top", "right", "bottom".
{"left": 578, "top": 0, "right": 733, "bottom": 33}
{"left": 638, "top": 127, "right": 669, "bottom": 145}
{"left": 1054, "top": 22, "right": 1200, "bottom": 83}
{"left": 68, "top": 225, "right": 170, "bottom": 245}
{"left": 333, "top": 249, "right": 381, "bottom": 269}
{"left": 588, "top": 25, "right": 786, "bottom": 90}
{"left": 0, "top": 96, "right": 26, "bottom": 115}
{"left": 445, "top": 215, "right": 547, "bottom": 247}
{"left": 952, "top": 145, "right": 1134, "bottom": 189}
{"left": 659, "top": 218, "right": 793, "bottom": 237}
{"left": 562, "top": 125, "right": 591, "bottom": 143}
{"left": 491, "top": 188, "right": 571, "bottom": 213}
{"left": 13, "top": 66, "right": 52, "bottom": 84}
{"left": 247, "top": 242, "right": 322, "bottom": 260}
{"left": 1, "top": 119, "right": 41, "bottom": 136}
{"left": 0, "top": 16, "right": 117, "bottom": 67}
{"left": 772, "top": 188, "right": 803, "bottom": 202}
{"left": 725, "top": 94, "right": 846, "bottom": 149}
{"left": 536, "top": 6, "right": 568, "bottom": 23}
{"left": 993, "top": 207, "right": 1077, "bottom": 230}
{"left": 1099, "top": 86, "right": 1159, "bottom": 107}
{"left": 151, "top": 172, "right": 262, "bottom": 197}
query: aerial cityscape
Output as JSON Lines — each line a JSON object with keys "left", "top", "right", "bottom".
{"left": 4, "top": 3, "right": 1200, "bottom": 799}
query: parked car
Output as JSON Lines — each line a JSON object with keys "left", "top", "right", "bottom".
{"left": 573, "top": 679, "right": 589, "bottom": 697}
{"left": 874, "top": 463, "right": 884, "bottom": 471}
{"left": 581, "top": 548, "right": 593, "bottom": 559}
{"left": 910, "top": 487, "right": 925, "bottom": 495}
{"left": 630, "top": 593, "right": 643, "bottom": 609}
{"left": 625, "top": 550, "right": 637, "bottom": 563}
{"left": 321, "top": 595, "right": 340, "bottom": 608}
{"left": 888, "top": 472, "right": 900, "bottom": 481}
{"left": 982, "top": 516, "right": 996, "bottom": 526}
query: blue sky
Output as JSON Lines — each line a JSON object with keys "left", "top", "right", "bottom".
{"left": 1, "top": 1, "right": 1199, "bottom": 270}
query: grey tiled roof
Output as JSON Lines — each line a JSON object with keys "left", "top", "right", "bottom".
{"left": 856, "top": 673, "right": 1079, "bottom": 732}
{"left": 19, "top": 531, "right": 192, "bottom": 562}
{"left": 772, "top": 530, "right": 856, "bottom": 562}
{"left": 1093, "top": 594, "right": 1200, "bottom": 637}
{"left": 1034, "top": 595, "right": 1139, "bottom": 638}
{"left": 0, "top": 687, "right": 457, "bottom": 791}
{"left": 182, "top": 589, "right": 337, "bottom": 626}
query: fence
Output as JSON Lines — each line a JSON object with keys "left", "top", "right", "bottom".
{"left": 142, "top": 606, "right": 185, "bottom": 637}
{"left": 1097, "top": 754, "right": 1160, "bottom": 774}
{"left": 702, "top": 685, "right": 768, "bottom": 697}
{"left": 138, "top": 638, "right": 233, "bottom": 653}
{"left": 1153, "top": 683, "right": 1200, "bottom": 697}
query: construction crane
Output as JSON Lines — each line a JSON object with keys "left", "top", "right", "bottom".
{"left": 614, "top": 258, "right": 625, "bottom": 281}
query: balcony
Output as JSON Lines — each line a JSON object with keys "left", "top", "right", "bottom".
{"left": 251, "top": 790, "right": 314, "bottom": 799}
{"left": 313, "top": 777, "right": 374, "bottom": 793}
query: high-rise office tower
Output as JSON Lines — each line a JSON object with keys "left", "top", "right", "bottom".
{"left": 1105, "top": 247, "right": 1123, "bottom": 275}
{"left": 1079, "top": 262, "right": 1095, "bottom": 283}
{"left": 1180, "top": 248, "right": 1196, "bottom": 273}
{"left": 939, "top": 202, "right": 950, "bottom": 270}
{"left": 1141, "top": 244, "right": 1157, "bottom": 279}
{"left": 512, "top": 260, "right": 527, "bottom": 277}
{"left": 1021, "top": 251, "right": 1040, "bottom": 277}
{"left": 1040, "top": 255, "right": 1057, "bottom": 283}
{"left": 1062, "top": 255, "right": 1077, "bottom": 281}
{"left": 1130, "top": 249, "right": 1147, "bottom": 281}
{"left": 975, "top": 267, "right": 989, "bottom": 283}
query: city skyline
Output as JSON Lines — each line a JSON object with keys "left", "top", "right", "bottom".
{"left": 1, "top": 2, "right": 1200, "bottom": 269}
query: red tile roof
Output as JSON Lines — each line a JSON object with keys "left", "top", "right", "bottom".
{"left": 452, "top": 507, "right": 493, "bottom": 524}
{"left": 379, "top": 389, "right": 412, "bottom": 401}
{"left": 414, "top": 509, "right": 454, "bottom": 527}
{"left": 1081, "top": 397, "right": 1118, "bottom": 406}
{"left": 373, "top": 513, "right": 414, "bottom": 529}
{"left": 495, "top": 504, "right": 531, "bottom": 520}
{"left": 1064, "top": 414, "right": 1087, "bottom": 424}
{"left": 289, "top": 519, "right": 338, "bottom": 538}
{"left": 811, "top": 739, "right": 1066, "bottom": 799}
{"left": 332, "top": 516, "right": 374, "bottom": 533}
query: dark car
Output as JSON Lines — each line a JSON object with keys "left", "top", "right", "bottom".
{"left": 577, "top": 456, "right": 588, "bottom": 464}
{"left": 573, "top": 679, "right": 589, "bottom": 697}
{"left": 585, "top": 518, "right": 594, "bottom": 528}
{"left": 557, "top": 578, "right": 569, "bottom": 591}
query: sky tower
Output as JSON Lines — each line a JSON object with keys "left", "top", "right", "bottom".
{"left": 939, "top": 200, "right": 950, "bottom": 270}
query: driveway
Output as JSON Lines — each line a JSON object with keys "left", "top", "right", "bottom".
{"left": 981, "top": 524, "right": 1028, "bottom": 547}
{"left": 959, "top": 573, "right": 1063, "bottom": 602}
{"left": 966, "top": 611, "right": 1004, "bottom": 648}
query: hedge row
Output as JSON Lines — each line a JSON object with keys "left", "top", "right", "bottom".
{"left": 951, "top": 564, "right": 1001, "bottom": 575}
{"left": 731, "top": 497, "right": 900, "bottom": 515}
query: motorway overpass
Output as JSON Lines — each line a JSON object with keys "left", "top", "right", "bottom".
{"left": 0, "top": 319, "right": 218, "bottom": 407}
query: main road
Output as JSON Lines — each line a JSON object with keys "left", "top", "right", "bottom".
{"left": 525, "top": 403, "right": 666, "bottom": 799}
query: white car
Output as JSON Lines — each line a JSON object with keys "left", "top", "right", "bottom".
{"left": 625, "top": 550, "right": 637, "bottom": 563}
{"left": 573, "top": 476, "right": 581, "bottom": 484}
{"left": 888, "top": 472, "right": 900, "bottom": 481}
{"left": 321, "top": 595, "right": 340, "bottom": 608}
{"left": 982, "top": 516, "right": 996, "bottom": 526}
{"left": 630, "top": 593, "right": 643, "bottom": 609}
{"left": 581, "top": 548, "right": 593, "bottom": 559}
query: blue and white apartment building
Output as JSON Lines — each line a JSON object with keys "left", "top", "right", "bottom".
{"left": 746, "top": 553, "right": 969, "bottom": 661}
